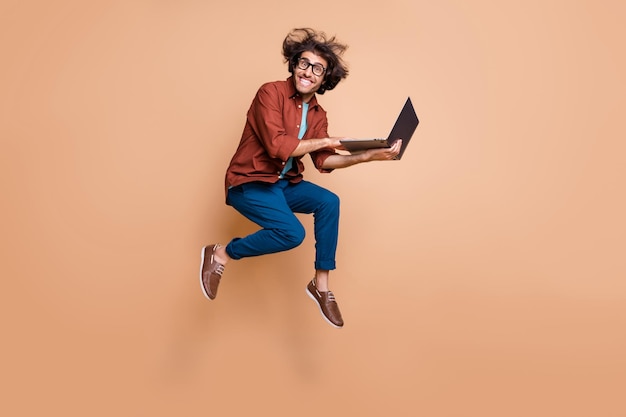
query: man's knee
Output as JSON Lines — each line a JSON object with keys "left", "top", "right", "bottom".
{"left": 320, "top": 190, "right": 340, "bottom": 212}
{"left": 276, "top": 222, "right": 306, "bottom": 250}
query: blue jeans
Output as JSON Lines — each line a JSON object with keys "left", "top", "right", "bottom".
{"left": 225, "top": 180, "right": 340, "bottom": 271}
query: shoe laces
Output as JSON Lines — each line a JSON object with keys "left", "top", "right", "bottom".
{"left": 327, "top": 291, "right": 336, "bottom": 302}
{"left": 215, "top": 264, "right": 225, "bottom": 276}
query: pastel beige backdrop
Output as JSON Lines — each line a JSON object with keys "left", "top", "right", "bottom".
{"left": 1, "top": 0, "right": 624, "bottom": 416}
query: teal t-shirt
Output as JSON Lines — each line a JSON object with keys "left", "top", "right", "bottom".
{"left": 279, "top": 102, "right": 309, "bottom": 178}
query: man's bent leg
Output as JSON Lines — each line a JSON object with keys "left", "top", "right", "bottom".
{"left": 225, "top": 181, "right": 306, "bottom": 260}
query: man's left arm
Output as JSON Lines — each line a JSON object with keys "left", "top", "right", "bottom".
{"left": 320, "top": 140, "right": 402, "bottom": 170}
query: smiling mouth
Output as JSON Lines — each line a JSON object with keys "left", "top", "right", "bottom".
{"left": 298, "top": 76, "right": 313, "bottom": 87}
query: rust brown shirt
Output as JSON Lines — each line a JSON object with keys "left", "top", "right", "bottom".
{"left": 224, "top": 77, "right": 337, "bottom": 198}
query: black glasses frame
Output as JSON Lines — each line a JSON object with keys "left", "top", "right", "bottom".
{"left": 296, "top": 57, "right": 326, "bottom": 76}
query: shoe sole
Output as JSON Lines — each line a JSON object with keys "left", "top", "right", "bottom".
{"left": 305, "top": 286, "right": 343, "bottom": 329}
{"left": 199, "top": 245, "right": 212, "bottom": 300}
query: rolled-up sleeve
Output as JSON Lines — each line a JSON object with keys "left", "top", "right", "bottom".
{"left": 310, "top": 149, "right": 336, "bottom": 173}
{"left": 308, "top": 110, "right": 336, "bottom": 173}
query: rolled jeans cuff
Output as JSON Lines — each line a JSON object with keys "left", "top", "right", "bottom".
{"left": 315, "top": 260, "right": 336, "bottom": 271}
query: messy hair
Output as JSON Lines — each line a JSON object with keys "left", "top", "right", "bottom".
{"left": 282, "top": 28, "right": 349, "bottom": 94}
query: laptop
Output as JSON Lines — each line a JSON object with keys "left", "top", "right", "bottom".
{"left": 340, "top": 97, "right": 419, "bottom": 160}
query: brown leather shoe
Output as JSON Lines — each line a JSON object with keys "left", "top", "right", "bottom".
{"left": 306, "top": 279, "right": 344, "bottom": 328}
{"left": 200, "top": 244, "right": 225, "bottom": 300}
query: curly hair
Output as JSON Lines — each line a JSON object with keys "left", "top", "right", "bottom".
{"left": 282, "top": 28, "right": 349, "bottom": 95}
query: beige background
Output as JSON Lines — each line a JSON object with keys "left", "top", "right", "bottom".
{"left": 1, "top": 0, "right": 625, "bottom": 416}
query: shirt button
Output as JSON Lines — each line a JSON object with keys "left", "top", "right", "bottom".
{"left": 282, "top": 162, "right": 285, "bottom": 165}
{"left": 298, "top": 104, "right": 302, "bottom": 108}
{"left": 296, "top": 124, "right": 300, "bottom": 128}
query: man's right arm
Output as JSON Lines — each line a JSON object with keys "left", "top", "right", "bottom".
{"left": 289, "top": 137, "right": 344, "bottom": 157}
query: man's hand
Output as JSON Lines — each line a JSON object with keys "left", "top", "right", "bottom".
{"left": 327, "top": 137, "right": 347, "bottom": 151}
{"left": 364, "top": 139, "right": 402, "bottom": 161}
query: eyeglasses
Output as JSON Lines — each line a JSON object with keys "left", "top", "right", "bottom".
{"left": 296, "top": 57, "right": 326, "bottom": 77}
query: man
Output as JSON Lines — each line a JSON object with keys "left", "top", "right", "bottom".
{"left": 200, "top": 28, "right": 401, "bottom": 328}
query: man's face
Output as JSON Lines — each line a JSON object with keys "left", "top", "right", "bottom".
{"left": 293, "top": 51, "right": 328, "bottom": 102}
